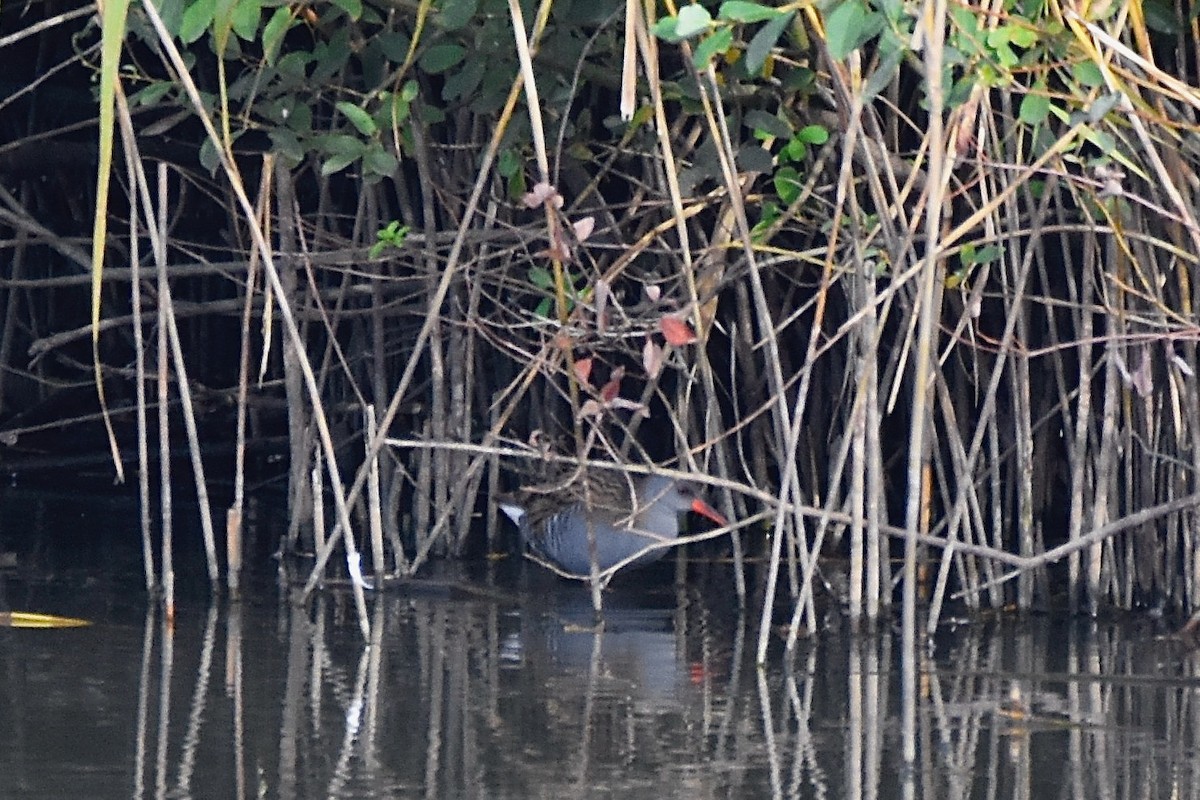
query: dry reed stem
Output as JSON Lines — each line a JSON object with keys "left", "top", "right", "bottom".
{"left": 123, "top": 119, "right": 155, "bottom": 596}
{"left": 13, "top": 0, "right": 1200, "bottom": 643}
{"left": 297, "top": 0, "right": 555, "bottom": 598}
{"left": 365, "top": 405, "right": 386, "bottom": 578}
{"left": 138, "top": 0, "right": 371, "bottom": 638}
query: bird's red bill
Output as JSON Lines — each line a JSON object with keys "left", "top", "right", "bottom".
{"left": 690, "top": 499, "right": 728, "bottom": 527}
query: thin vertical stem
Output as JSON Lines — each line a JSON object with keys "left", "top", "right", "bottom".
{"left": 365, "top": 404, "right": 387, "bottom": 578}
{"left": 125, "top": 149, "right": 155, "bottom": 594}
{"left": 903, "top": 0, "right": 951, "bottom": 765}
{"left": 156, "top": 166, "right": 220, "bottom": 588}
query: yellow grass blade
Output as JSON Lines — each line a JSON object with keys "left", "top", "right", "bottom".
{"left": 0, "top": 612, "right": 92, "bottom": 629}
{"left": 91, "top": 0, "right": 132, "bottom": 484}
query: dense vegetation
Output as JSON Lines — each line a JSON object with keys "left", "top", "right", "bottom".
{"left": 4, "top": 0, "right": 1200, "bottom": 652}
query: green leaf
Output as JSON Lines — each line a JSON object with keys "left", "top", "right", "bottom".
{"left": 322, "top": 150, "right": 361, "bottom": 176}
{"left": 528, "top": 265, "right": 554, "bottom": 290}
{"left": 401, "top": 80, "right": 419, "bottom": 102}
{"left": 130, "top": 81, "right": 175, "bottom": 106}
{"left": 1072, "top": 60, "right": 1104, "bottom": 88}
{"left": 1144, "top": 0, "right": 1179, "bottom": 33}
{"left": 262, "top": 7, "right": 292, "bottom": 65}
{"left": 420, "top": 43, "right": 466, "bottom": 74}
{"left": 1084, "top": 127, "right": 1115, "bottom": 154}
{"left": 322, "top": 133, "right": 365, "bottom": 155}
{"left": 179, "top": 0, "right": 216, "bottom": 44}
{"left": 382, "top": 92, "right": 412, "bottom": 125}
{"left": 1019, "top": 90, "right": 1050, "bottom": 125}
{"left": 370, "top": 222, "right": 410, "bottom": 257}
{"left": 230, "top": 0, "right": 261, "bottom": 41}
{"left": 507, "top": 169, "right": 526, "bottom": 200}
{"left": 378, "top": 32, "right": 412, "bottom": 60}
{"left": 362, "top": 145, "right": 399, "bottom": 177}
{"left": 157, "top": 0, "right": 186, "bottom": 36}
{"left": 627, "top": 105, "right": 654, "bottom": 128}
{"left": 1008, "top": 25, "right": 1037, "bottom": 47}
{"left": 773, "top": 165, "right": 801, "bottom": 204}
{"left": 783, "top": 136, "right": 807, "bottom": 161}
{"left": 212, "top": 0, "right": 239, "bottom": 49}
{"left": 973, "top": 245, "right": 1003, "bottom": 264}
{"left": 745, "top": 12, "right": 792, "bottom": 75}
{"left": 950, "top": 7, "right": 981, "bottom": 56}
{"left": 284, "top": 101, "right": 312, "bottom": 132}
{"left": 269, "top": 128, "right": 304, "bottom": 163}
{"left": 337, "top": 101, "right": 377, "bottom": 136}
{"left": 785, "top": 128, "right": 829, "bottom": 160}
{"left": 693, "top": 27, "right": 733, "bottom": 68}
{"left": 277, "top": 50, "right": 310, "bottom": 79}
{"left": 331, "top": 0, "right": 363, "bottom": 20}
{"left": 797, "top": 124, "right": 829, "bottom": 144}
{"left": 960, "top": 242, "right": 976, "bottom": 265}
{"left": 442, "top": 56, "right": 486, "bottom": 101}
{"left": 1087, "top": 92, "right": 1121, "bottom": 122}
{"left": 440, "top": 0, "right": 478, "bottom": 31}
{"left": 675, "top": 4, "right": 713, "bottom": 38}
{"left": 737, "top": 145, "right": 774, "bottom": 172}
{"left": 745, "top": 109, "right": 792, "bottom": 140}
{"left": 312, "top": 29, "right": 353, "bottom": 82}
{"left": 651, "top": 17, "right": 681, "bottom": 42}
{"left": 199, "top": 136, "right": 221, "bottom": 174}
{"left": 497, "top": 149, "right": 520, "bottom": 178}
{"left": 878, "top": 0, "right": 904, "bottom": 22}
{"left": 994, "top": 42, "right": 1018, "bottom": 68}
{"left": 718, "top": 0, "right": 782, "bottom": 22}
{"left": 751, "top": 200, "right": 780, "bottom": 242}
{"left": 825, "top": 0, "right": 867, "bottom": 60}
{"left": 783, "top": 66, "right": 816, "bottom": 92}
{"left": 862, "top": 45, "right": 902, "bottom": 100}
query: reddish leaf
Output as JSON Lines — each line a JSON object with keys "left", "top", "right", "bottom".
{"left": 954, "top": 123, "right": 974, "bottom": 160}
{"left": 522, "top": 181, "right": 563, "bottom": 209}
{"left": 600, "top": 366, "right": 625, "bottom": 402}
{"left": 539, "top": 230, "right": 572, "bottom": 263}
{"left": 595, "top": 279, "right": 610, "bottom": 333}
{"left": 572, "top": 215, "right": 595, "bottom": 242}
{"left": 642, "top": 338, "right": 663, "bottom": 379}
{"left": 574, "top": 357, "right": 593, "bottom": 384}
{"left": 1132, "top": 353, "right": 1153, "bottom": 398}
{"left": 609, "top": 398, "right": 648, "bottom": 417}
{"left": 660, "top": 316, "right": 697, "bottom": 346}
{"left": 576, "top": 399, "right": 603, "bottom": 420}
{"left": 1095, "top": 164, "right": 1126, "bottom": 198}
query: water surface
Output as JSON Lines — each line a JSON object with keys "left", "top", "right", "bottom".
{"left": 2, "top": 488, "right": 1199, "bottom": 799}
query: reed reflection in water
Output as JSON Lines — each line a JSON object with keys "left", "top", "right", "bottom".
{"left": 2, "top": 560, "right": 1200, "bottom": 799}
